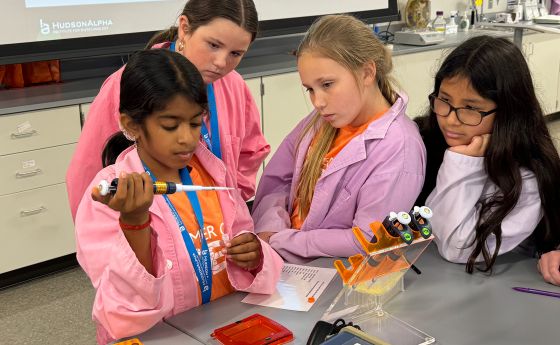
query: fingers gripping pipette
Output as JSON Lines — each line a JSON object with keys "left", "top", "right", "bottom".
{"left": 97, "top": 178, "right": 234, "bottom": 196}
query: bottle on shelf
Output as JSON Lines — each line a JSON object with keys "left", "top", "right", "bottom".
{"left": 432, "top": 10, "right": 447, "bottom": 33}
{"left": 446, "top": 10, "right": 458, "bottom": 34}
{"left": 458, "top": 11, "right": 470, "bottom": 32}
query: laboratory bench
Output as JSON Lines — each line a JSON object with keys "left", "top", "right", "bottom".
{"left": 123, "top": 244, "right": 559, "bottom": 345}
{"left": 0, "top": 25, "right": 559, "bottom": 282}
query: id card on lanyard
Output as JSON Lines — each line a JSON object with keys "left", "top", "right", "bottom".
{"left": 144, "top": 163, "right": 213, "bottom": 304}
{"left": 169, "top": 42, "right": 222, "bottom": 160}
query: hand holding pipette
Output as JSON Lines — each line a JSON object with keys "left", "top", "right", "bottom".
{"left": 91, "top": 172, "right": 157, "bottom": 274}
{"left": 91, "top": 173, "right": 155, "bottom": 225}
{"left": 93, "top": 173, "right": 234, "bottom": 229}
{"left": 97, "top": 177, "right": 234, "bottom": 196}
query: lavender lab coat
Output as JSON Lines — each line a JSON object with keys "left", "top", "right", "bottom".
{"left": 252, "top": 93, "right": 426, "bottom": 263}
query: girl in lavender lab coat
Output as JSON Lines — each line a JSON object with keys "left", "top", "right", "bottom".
{"left": 252, "top": 15, "right": 426, "bottom": 263}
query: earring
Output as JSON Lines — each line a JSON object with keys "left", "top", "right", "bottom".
{"left": 122, "top": 129, "right": 136, "bottom": 142}
{"left": 178, "top": 40, "right": 185, "bottom": 51}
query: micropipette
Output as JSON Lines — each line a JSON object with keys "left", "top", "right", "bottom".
{"left": 98, "top": 178, "right": 234, "bottom": 196}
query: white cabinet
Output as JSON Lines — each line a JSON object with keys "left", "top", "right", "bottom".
{"left": 0, "top": 106, "right": 81, "bottom": 274}
{"left": 523, "top": 33, "right": 560, "bottom": 114}
{"left": 244, "top": 77, "right": 264, "bottom": 184}
{"left": 392, "top": 49, "right": 448, "bottom": 119}
{"left": 245, "top": 77, "right": 262, "bottom": 115}
{"left": 261, "top": 72, "right": 312, "bottom": 163}
{"left": 80, "top": 102, "right": 91, "bottom": 125}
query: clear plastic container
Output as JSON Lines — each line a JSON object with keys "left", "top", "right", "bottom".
{"left": 432, "top": 10, "right": 446, "bottom": 33}
{"left": 458, "top": 11, "right": 470, "bottom": 32}
{"left": 446, "top": 10, "right": 458, "bottom": 34}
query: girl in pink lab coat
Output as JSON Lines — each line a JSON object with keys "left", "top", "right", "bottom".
{"left": 75, "top": 49, "right": 282, "bottom": 344}
{"left": 67, "top": 0, "right": 269, "bottom": 219}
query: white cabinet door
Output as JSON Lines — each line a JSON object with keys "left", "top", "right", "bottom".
{"left": 80, "top": 102, "right": 91, "bottom": 125}
{"left": 523, "top": 33, "right": 560, "bottom": 115}
{"left": 392, "top": 49, "right": 448, "bottom": 119}
{"left": 261, "top": 72, "right": 311, "bottom": 164}
{"left": 0, "top": 106, "right": 81, "bottom": 156}
{"left": 244, "top": 77, "right": 262, "bottom": 115}
{"left": 244, "top": 77, "right": 264, "bottom": 185}
{"left": 0, "top": 183, "right": 75, "bottom": 273}
{"left": 0, "top": 144, "right": 75, "bottom": 195}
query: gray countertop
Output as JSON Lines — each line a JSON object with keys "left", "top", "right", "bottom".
{"left": 112, "top": 321, "right": 203, "bottom": 345}
{"left": 164, "top": 244, "right": 560, "bottom": 345}
{"left": 0, "top": 28, "right": 520, "bottom": 116}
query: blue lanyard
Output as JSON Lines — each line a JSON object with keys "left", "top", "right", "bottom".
{"left": 203, "top": 84, "right": 222, "bottom": 160}
{"left": 143, "top": 163, "right": 212, "bottom": 304}
{"left": 168, "top": 41, "right": 221, "bottom": 160}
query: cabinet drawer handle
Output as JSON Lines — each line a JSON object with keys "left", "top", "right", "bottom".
{"left": 15, "top": 168, "right": 43, "bottom": 178}
{"left": 10, "top": 130, "right": 37, "bottom": 139}
{"left": 20, "top": 206, "right": 47, "bottom": 217}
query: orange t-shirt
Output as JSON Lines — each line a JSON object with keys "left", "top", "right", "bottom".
{"left": 167, "top": 156, "right": 234, "bottom": 302}
{"left": 290, "top": 110, "right": 387, "bottom": 229}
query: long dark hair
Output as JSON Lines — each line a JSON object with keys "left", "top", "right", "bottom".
{"left": 147, "top": 0, "right": 258, "bottom": 48}
{"left": 102, "top": 49, "right": 207, "bottom": 166}
{"left": 415, "top": 36, "right": 560, "bottom": 273}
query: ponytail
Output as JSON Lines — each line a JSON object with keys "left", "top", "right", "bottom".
{"left": 295, "top": 117, "right": 338, "bottom": 219}
{"left": 378, "top": 49, "right": 398, "bottom": 105}
{"left": 102, "top": 132, "right": 135, "bottom": 167}
{"left": 146, "top": 27, "right": 178, "bottom": 48}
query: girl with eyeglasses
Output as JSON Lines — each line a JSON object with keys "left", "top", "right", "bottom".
{"left": 415, "top": 36, "right": 560, "bottom": 277}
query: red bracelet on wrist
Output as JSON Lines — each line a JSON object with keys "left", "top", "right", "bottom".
{"left": 119, "top": 214, "right": 151, "bottom": 231}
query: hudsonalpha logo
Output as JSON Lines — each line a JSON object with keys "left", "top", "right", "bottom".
{"left": 40, "top": 19, "right": 50, "bottom": 35}
{"left": 39, "top": 18, "right": 113, "bottom": 35}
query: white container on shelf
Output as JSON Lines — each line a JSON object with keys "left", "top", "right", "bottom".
{"left": 446, "top": 11, "right": 458, "bottom": 34}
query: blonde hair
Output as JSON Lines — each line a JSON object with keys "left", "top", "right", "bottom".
{"left": 294, "top": 14, "right": 397, "bottom": 219}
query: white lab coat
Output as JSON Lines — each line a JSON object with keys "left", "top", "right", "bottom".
{"left": 426, "top": 150, "right": 542, "bottom": 263}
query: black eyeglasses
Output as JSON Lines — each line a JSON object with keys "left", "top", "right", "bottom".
{"left": 429, "top": 94, "right": 497, "bottom": 126}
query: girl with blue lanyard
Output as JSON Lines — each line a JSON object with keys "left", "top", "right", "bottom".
{"left": 67, "top": 0, "right": 269, "bottom": 220}
{"left": 74, "top": 50, "right": 283, "bottom": 345}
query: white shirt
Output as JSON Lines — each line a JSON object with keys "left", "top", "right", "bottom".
{"left": 426, "top": 150, "right": 543, "bottom": 263}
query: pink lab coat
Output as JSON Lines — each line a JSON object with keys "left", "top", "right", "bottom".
{"left": 75, "top": 145, "right": 283, "bottom": 344}
{"left": 67, "top": 42, "right": 269, "bottom": 220}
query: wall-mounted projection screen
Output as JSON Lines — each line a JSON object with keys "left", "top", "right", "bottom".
{"left": 0, "top": 0, "right": 398, "bottom": 64}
